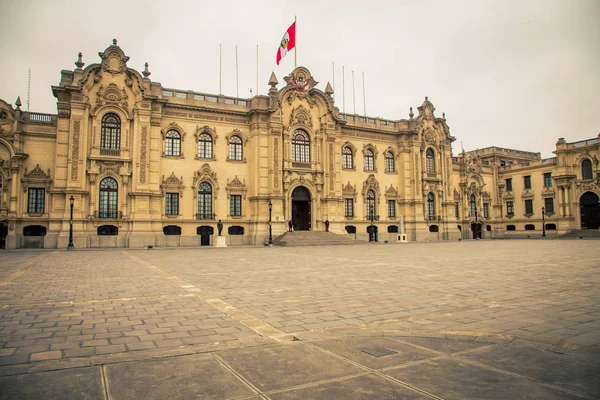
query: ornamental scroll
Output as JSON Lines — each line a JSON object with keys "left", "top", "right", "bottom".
{"left": 71, "top": 120, "right": 81, "bottom": 181}
{"left": 140, "top": 127, "right": 148, "bottom": 183}
{"left": 273, "top": 138, "right": 279, "bottom": 189}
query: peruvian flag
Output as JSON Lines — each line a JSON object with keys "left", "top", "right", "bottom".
{"left": 276, "top": 21, "right": 296, "bottom": 65}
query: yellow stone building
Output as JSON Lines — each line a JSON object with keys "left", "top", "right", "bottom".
{"left": 0, "top": 41, "right": 598, "bottom": 249}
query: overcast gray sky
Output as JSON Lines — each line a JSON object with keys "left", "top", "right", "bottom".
{"left": 1, "top": 0, "right": 598, "bottom": 157}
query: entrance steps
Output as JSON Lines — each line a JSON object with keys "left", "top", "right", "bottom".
{"left": 559, "top": 229, "right": 600, "bottom": 238}
{"left": 273, "top": 231, "right": 368, "bottom": 247}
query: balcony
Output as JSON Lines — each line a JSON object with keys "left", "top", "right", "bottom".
{"left": 95, "top": 210, "right": 122, "bottom": 219}
{"left": 196, "top": 213, "right": 215, "bottom": 220}
{"left": 365, "top": 215, "right": 380, "bottom": 221}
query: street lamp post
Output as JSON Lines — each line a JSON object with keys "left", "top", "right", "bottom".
{"left": 68, "top": 196, "right": 74, "bottom": 249}
{"left": 268, "top": 199, "right": 273, "bottom": 245}
{"left": 542, "top": 206, "right": 546, "bottom": 238}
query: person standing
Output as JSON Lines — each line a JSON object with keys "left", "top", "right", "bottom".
{"left": 288, "top": 220, "right": 293, "bottom": 232}
{"left": 325, "top": 219, "right": 330, "bottom": 232}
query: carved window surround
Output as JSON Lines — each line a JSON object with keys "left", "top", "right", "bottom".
{"left": 225, "top": 129, "right": 248, "bottom": 163}
{"left": 194, "top": 125, "right": 218, "bottom": 161}
{"left": 160, "top": 173, "right": 185, "bottom": 217}
{"left": 226, "top": 176, "right": 248, "bottom": 219}
{"left": 161, "top": 122, "right": 187, "bottom": 158}
{"left": 21, "top": 164, "right": 52, "bottom": 193}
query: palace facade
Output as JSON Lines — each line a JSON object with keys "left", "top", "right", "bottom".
{"left": 0, "top": 41, "right": 598, "bottom": 249}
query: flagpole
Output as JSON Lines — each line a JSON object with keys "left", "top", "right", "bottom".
{"left": 219, "top": 44, "right": 222, "bottom": 94}
{"left": 256, "top": 45, "right": 259, "bottom": 96}
{"left": 342, "top": 65, "right": 345, "bottom": 113}
{"left": 352, "top": 70, "right": 356, "bottom": 115}
{"left": 235, "top": 45, "right": 239, "bottom": 98}
{"left": 294, "top": 15, "right": 297, "bottom": 69}
{"left": 362, "top": 71, "right": 366, "bottom": 116}
{"left": 332, "top": 62, "right": 335, "bottom": 101}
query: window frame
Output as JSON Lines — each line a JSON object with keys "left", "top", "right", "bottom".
{"left": 99, "top": 177, "right": 119, "bottom": 218}
{"left": 228, "top": 135, "right": 243, "bottom": 161}
{"left": 385, "top": 151, "right": 395, "bottom": 173}
{"left": 483, "top": 203, "right": 489, "bottom": 219}
{"left": 364, "top": 149, "right": 374, "bottom": 171}
{"left": 544, "top": 197, "right": 554, "bottom": 214}
{"left": 525, "top": 199, "right": 534, "bottom": 214}
{"left": 387, "top": 199, "right": 396, "bottom": 218}
{"left": 27, "top": 188, "right": 45, "bottom": 214}
{"left": 100, "top": 113, "right": 121, "bottom": 150}
{"left": 505, "top": 178, "right": 513, "bottom": 192}
{"left": 344, "top": 198, "right": 354, "bottom": 218}
{"left": 292, "top": 129, "right": 310, "bottom": 163}
{"left": 427, "top": 192, "right": 436, "bottom": 220}
{"left": 506, "top": 200, "right": 514, "bottom": 216}
{"left": 197, "top": 133, "right": 213, "bottom": 159}
{"left": 366, "top": 190, "right": 376, "bottom": 219}
{"left": 165, "top": 192, "right": 179, "bottom": 216}
{"left": 543, "top": 172, "right": 552, "bottom": 187}
{"left": 342, "top": 146, "right": 354, "bottom": 170}
{"left": 582, "top": 159, "right": 593, "bottom": 180}
{"left": 230, "top": 194, "right": 242, "bottom": 217}
{"left": 197, "top": 182, "right": 213, "bottom": 220}
{"left": 426, "top": 148, "right": 435, "bottom": 173}
{"left": 165, "top": 130, "right": 181, "bottom": 157}
{"left": 524, "top": 175, "right": 532, "bottom": 189}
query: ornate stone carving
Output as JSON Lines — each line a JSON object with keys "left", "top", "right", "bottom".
{"left": 95, "top": 83, "right": 129, "bottom": 113}
{"left": 99, "top": 39, "right": 130, "bottom": 73}
{"left": 362, "top": 174, "right": 381, "bottom": 199}
{"left": 226, "top": 175, "right": 248, "bottom": 199}
{"left": 160, "top": 172, "right": 184, "bottom": 196}
{"left": 273, "top": 137, "right": 279, "bottom": 189}
{"left": 343, "top": 182, "right": 357, "bottom": 200}
{"left": 192, "top": 163, "right": 219, "bottom": 199}
{"left": 22, "top": 164, "right": 52, "bottom": 192}
{"left": 71, "top": 120, "right": 81, "bottom": 181}
{"left": 139, "top": 126, "right": 148, "bottom": 184}
{"left": 329, "top": 143, "right": 335, "bottom": 191}
{"left": 290, "top": 105, "right": 313, "bottom": 128}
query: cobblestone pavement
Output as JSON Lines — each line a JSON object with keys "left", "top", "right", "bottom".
{"left": 0, "top": 239, "right": 598, "bottom": 399}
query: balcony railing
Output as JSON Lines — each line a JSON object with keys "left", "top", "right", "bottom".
{"left": 95, "top": 210, "right": 122, "bottom": 219}
{"left": 196, "top": 213, "right": 215, "bottom": 220}
{"left": 100, "top": 148, "right": 121, "bottom": 157}
{"left": 365, "top": 215, "right": 380, "bottom": 221}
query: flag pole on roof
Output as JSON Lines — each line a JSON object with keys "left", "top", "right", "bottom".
{"left": 294, "top": 16, "right": 297, "bottom": 69}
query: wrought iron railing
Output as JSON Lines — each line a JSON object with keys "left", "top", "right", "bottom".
{"left": 196, "top": 213, "right": 215, "bottom": 220}
{"left": 95, "top": 210, "right": 122, "bottom": 219}
{"left": 100, "top": 148, "right": 121, "bottom": 156}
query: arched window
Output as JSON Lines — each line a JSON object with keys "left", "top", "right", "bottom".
{"left": 366, "top": 189, "right": 376, "bottom": 219}
{"left": 292, "top": 130, "right": 310, "bottom": 163}
{"left": 229, "top": 135, "right": 243, "bottom": 161}
{"left": 385, "top": 151, "right": 395, "bottom": 172}
{"left": 165, "top": 130, "right": 181, "bottom": 156}
{"left": 470, "top": 194, "right": 476, "bottom": 217}
{"left": 101, "top": 113, "right": 121, "bottom": 150}
{"left": 99, "top": 177, "right": 118, "bottom": 218}
{"left": 427, "top": 192, "right": 436, "bottom": 220}
{"left": 364, "top": 149, "right": 374, "bottom": 171}
{"left": 342, "top": 146, "right": 353, "bottom": 169}
{"left": 197, "top": 133, "right": 213, "bottom": 159}
{"left": 197, "top": 182, "right": 213, "bottom": 219}
{"left": 426, "top": 148, "right": 435, "bottom": 173}
{"left": 582, "top": 159, "right": 593, "bottom": 180}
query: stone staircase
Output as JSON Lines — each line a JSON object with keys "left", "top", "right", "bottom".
{"left": 272, "top": 231, "right": 368, "bottom": 247}
{"left": 559, "top": 229, "right": 600, "bottom": 239}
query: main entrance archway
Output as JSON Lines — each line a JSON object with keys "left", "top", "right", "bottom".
{"left": 0, "top": 223, "right": 7, "bottom": 249}
{"left": 292, "top": 186, "right": 311, "bottom": 231}
{"left": 580, "top": 192, "right": 600, "bottom": 229}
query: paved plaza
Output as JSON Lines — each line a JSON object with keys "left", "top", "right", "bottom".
{"left": 0, "top": 239, "right": 598, "bottom": 399}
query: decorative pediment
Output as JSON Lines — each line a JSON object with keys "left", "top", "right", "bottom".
{"left": 192, "top": 163, "right": 219, "bottom": 198}
{"left": 453, "top": 188, "right": 461, "bottom": 200}
{"left": 362, "top": 174, "right": 381, "bottom": 198}
{"left": 161, "top": 122, "right": 187, "bottom": 140}
{"left": 194, "top": 125, "right": 218, "bottom": 142}
{"left": 417, "top": 96, "right": 436, "bottom": 120}
{"left": 99, "top": 39, "right": 130, "bottom": 73}
{"left": 283, "top": 66, "right": 318, "bottom": 91}
{"left": 482, "top": 191, "right": 492, "bottom": 200}
{"left": 24, "top": 164, "right": 50, "bottom": 180}
{"left": 95, "top": 83, "right": 129, "bottom": 112}
{"left": 161, "top": 172, "right": 184, "bottom": 195}
{"left": 342, "top": 181, "right": 357, "bottom": 199}
{"left": 385, "top": 185, "right": 399, "bottom": 199}
{"left": 423, "top": 129, "right": 436, "bottom": 143}
{"left": 22, "top": 164, "right": 52, "bottom": 192}
{"left": 226, "top": 175, "right": 248, "bottom": 198}
{"left": 290, "top": 105, "right": 313, "bottom": 128}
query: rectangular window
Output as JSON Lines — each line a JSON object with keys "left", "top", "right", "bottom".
{"left": 455, "top": 203, "right": 459, "bottom": 218}
{"left": 505, "top": 178, "right": 512, "bottom": 191}
{"left": 544, "top": 197, "right": 554, "bottom": 214}
{"left": 524, "top": 175, "right": 531, "bottom": 189}
{"left": 230, "top": 195, "right": 242, "bottom": 216}
{"left": 387, "top": 200, "right": 396, "bottom": 218}
{"left": 543, "top": 172, "right": 552, "bottom": 187}
{"left": 344, "top": 199, "right": 354, "bottom": 217}
{"left": 525, "top": 199, "right": 533, "bottom": 214}
{"left": 28, "top": 188, "right": 45, "bottom": 213}
{"left": 506, "top": 201, "right": 514, "bottom": 216}
{"left": 165, "top": 193, "right": 179, "bottom": 215}
{"left": 483, "top": 203, "right": 489, "bottom": 219}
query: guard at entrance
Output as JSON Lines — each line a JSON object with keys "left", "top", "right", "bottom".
{"left": 288, "top": 220, "right": 293, "bottom": 232}
{"left": 325, "top": 219, "right": 329, "bottom": 232}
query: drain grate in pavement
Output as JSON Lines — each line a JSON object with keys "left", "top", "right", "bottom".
{"left": 361, "top": 346, "right": 398, "bottom": 357}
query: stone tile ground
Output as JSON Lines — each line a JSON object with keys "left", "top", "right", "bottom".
{"left": 0, "top": 239, "right": 598, "bottom": 398}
